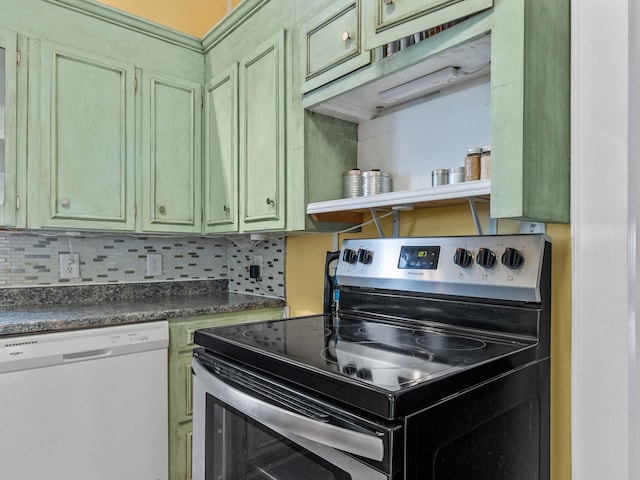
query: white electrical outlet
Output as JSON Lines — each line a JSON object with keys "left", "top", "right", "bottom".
{"left": 59, "top": 254, "right": 80, "bottom": 279}
{"left": 146, "top": 254, "right": 162, "bottom": 277}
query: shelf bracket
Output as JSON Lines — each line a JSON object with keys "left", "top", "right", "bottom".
{"left": 467, "top": 197, "right": 495, "bottom": 235}
{"left": 369, "top": 208, "right": 386, "bottom": 238}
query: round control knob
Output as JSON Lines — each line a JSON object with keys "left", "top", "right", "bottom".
{"left": 453, "top": 248, "right": 473, "bottom": 268}
{"left": 502, "top": 247, "right": 525, "bottom": 270}
{"left": 476, "top": 247, "right": 497, "bottom": 268}
{"left": 357, "top": 249, "right": 373, "bottom": 264}
{"left": 342, "top": 248, "right": 358, "bottom": 264}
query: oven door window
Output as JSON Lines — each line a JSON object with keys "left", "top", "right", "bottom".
{"left": 205, "top": 395, "right": 351, "bottom": 480}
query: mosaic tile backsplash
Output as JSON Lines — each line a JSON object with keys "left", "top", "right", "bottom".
{"left": 0, "top": 231, "right": 285, "bottom": 299}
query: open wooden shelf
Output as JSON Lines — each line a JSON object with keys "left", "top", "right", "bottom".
{"left": 307, "top": 179, "right": 491, "bottom": 223}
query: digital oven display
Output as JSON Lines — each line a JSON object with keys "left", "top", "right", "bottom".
{"left": 398, "top": 246, "right": 441, "bottom": 270}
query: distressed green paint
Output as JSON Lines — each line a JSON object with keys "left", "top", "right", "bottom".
{"left": 300, "top": 0, "right": 371, "bottom": 94}
{"left": 303, "top": 111, "right": 359, "bottom": 231}
{"left": 141, "top": 71, "right": 202, "bottom": 233}
{"left": 39, "top": 41, "right": 136, "bottom": 230}
{"left": 362, "top": 0, "right": 493, "bottom": 50}
{"left": 490, "top": 0, "right": 570, "bottom": 222}
{"left": 204, "top": 64, "right": 239, "bottom": 233}
{"left": 239, "top": 29, "right": 286, "bottom": 231}
{"left": 0, "top": 28, "right": 18, "bottom": 227}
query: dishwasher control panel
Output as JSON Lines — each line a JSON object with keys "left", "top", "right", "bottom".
{"left": 0, "top": 321, "right": 169, "bottom": 374}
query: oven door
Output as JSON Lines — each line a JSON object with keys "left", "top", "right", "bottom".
{"left": 192, "top": 352, "right": 398, "bottom": 480}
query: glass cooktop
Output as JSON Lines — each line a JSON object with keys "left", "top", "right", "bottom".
{"left": 195, "top": 313, "right": 532, "bottom": 394}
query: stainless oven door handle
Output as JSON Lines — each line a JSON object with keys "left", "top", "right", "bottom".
{"left": 193, "top": 359, "right": 385, "bottom": 462}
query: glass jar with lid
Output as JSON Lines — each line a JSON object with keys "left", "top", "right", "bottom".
{"left": 480, "top": 145, "right": 491, "bottom": 179}
{"left": 464, "top": 148, "right": 481, "bottom": 181}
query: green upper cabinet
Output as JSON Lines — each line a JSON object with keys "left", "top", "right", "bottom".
{"left": 362, "top": 0, "right": 493, "bottom": 50}
{"left": 238, "top": 29, "right": 286, "bottom": 232}
{"left": 0, "top": 28, "right": 21, "bottom": 227}
{"left": 489, "top": 0, "right": 570, "bottom": 222}
{"left": 204, "top": 64, "right": 239, "bottom": 234}
{"left": 37, "top": 41, "right": 136, "bottom": 231}
{"left": 141, "top": 70, "right": 202, "bottom": 233}
{"left": 302, "top": 0, "right": 569, "bottom": 225}
{"left": 300, "top": 0, "right": 370, "bottom": 94}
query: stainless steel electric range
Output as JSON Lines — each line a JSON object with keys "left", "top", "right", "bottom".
{"left": 192, "top": 234, "right": 551, "bottom": 480}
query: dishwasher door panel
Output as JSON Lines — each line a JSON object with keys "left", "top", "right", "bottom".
{"left": 0, "top": 323, "right": 168, "bottom": 480}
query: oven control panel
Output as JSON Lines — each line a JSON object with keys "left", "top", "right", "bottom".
{"left": 336, "top": 234, "right": 549, "bottom": 302}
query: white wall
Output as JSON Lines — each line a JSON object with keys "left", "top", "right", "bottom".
{"left": 572, "top": 1, "right": 638, "bottom": 478}
{"left": 357, "top": 75, "right": 491, "bottom": 191}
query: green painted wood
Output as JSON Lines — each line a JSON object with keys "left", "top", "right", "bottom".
{"left": 302, "top": 10, "right": 492, "bottom": 110}
{"left": 303, "top": 111, "right": 359, "bottom": 231}
{"left": 300, "top": 0, "right": 371, "bottom": 94}
{"left": 204, "top": 64, "right": 239, "bottom": 233}
{"left": 201, "top": 0, "right": 270, "bottom": 53}
{"left": 362, "top": 0, "right": 493, "bottom": 50}
{"left": 239, "top": 29, "right": 286, "bottom": 231}
{"left": 490, "top": 0, "right": 570, "bottom": 222}
{"left": 0, "top": 0, "right": 203, "bottom": 78}
{"left": 43, "top": 0, "right": 203, "bottom": 53}
{"left": 39, "top": 41, "right": 136, "bottom": 230}
{"left": 167, "top": 308, "right": 284, "bottom": 480}
{"left": 141, "top": 70, "right": 202, "bottom": 233}
{"left": 0, "top": 28, "right": 18, "bottom": 227}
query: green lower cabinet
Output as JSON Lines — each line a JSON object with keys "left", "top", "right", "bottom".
{"left": 168, "top": 308, "right": 284, "bottom": 480}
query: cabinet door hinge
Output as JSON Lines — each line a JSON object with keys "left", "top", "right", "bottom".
{"left": 134, "top": 77, "right": 138, "bottom": 91}
{"left": 201, "top": 95, "right": 204, "bottom": 109}
{"left": 15, "top": 194, "right": 20, "bottom": 211}
{"left": 16, "top": 48, "right": 21, "bottom": 66}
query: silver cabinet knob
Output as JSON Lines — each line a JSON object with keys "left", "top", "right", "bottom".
{"left": 266, "top": 198, "right": 275, "bottom": 206}
{"left": 384, "top": 0, "right": 393, "bottom": 5}
{"left": 60, "top": 198, "right": 70, "bottom": 207}
{"left": 223, "top": 205, "right": 230, "bottom": 213}
{"left": 342, "top": 31, "right": 351, "bottom": 42}
{"left": 158, "top": 205, "right": 166, "bottom": 215}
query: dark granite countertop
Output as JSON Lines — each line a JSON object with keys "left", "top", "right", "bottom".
{"left": 0, "top": 281, "right": 285, "bottom": 337}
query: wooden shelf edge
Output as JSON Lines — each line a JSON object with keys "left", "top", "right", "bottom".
{"left": 310, "top": 211, "right": 364, "bottom": 224}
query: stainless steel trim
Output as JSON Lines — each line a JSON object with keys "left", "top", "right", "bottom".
{"left": 192, "top": 359, "right": 385, "bottom": 461}
{"left": 336, "top": 234, "right": 548, "bottom": 302}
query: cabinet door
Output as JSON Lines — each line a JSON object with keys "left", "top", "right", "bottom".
{"left": 239, "top": 30, "right": 286, "bottom": 232}
{"left": 39, "top": 42, "right": 135, "bottom": 230}
{"left": 204, "top": 64, "right": 238, "bottom": 233}
{"left": 300, "top": 0, "right": 370, "bottom": 94}
{"left": 362, "top": 0, "right": 493, "bottom": 50}
{"left": 0, "top": 29, "right": 18, "bottom": 227}
{"left": 141, "top": 71, "right": 202, "bottom": 233}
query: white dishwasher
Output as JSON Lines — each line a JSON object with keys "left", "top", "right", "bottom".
{"left": 0, "top": 321, "right": 169, "bottom": 480}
